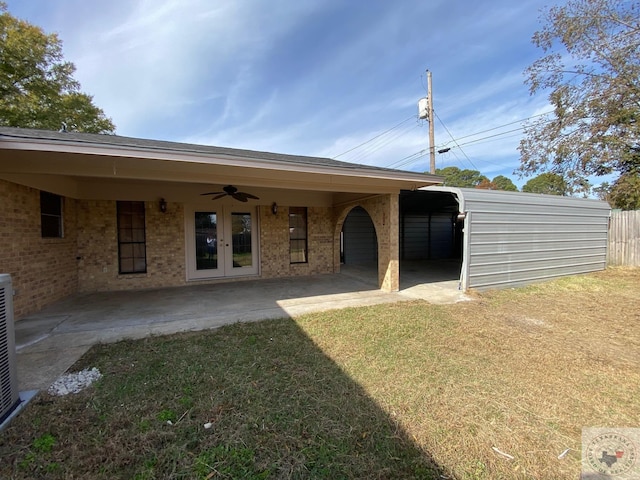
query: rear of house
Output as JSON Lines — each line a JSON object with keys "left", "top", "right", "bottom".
{"left": 0, "top": 127, "right": 612, "bottom": 321}
{"left": 0, "top": 127, "right": 441, "bottom": 319}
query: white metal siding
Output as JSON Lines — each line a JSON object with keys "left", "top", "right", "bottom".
{"left": 423, "top": 187, "right": 610, "bottom": 290}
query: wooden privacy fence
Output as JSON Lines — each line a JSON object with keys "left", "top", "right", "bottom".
{"left": 608, "top": 210, "right": 640, "bottom": 266}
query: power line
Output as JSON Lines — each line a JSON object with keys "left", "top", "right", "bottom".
{"left": 344, "top": 120, "right": 418, "bottom": 162}
{"left": 387, "top": 149, "right": 428, "bottom": 169}
{"left": 454, "top": 126, "right": 526, "bottom": 148}
{"left": 438, "top": 115, "right": 555, "bottom": 151}
{"left": 439, "top": 111, "right": 553, "bottom": 147}
{"left": 332, "top": 97, "right": 554, "bottom": 171}
{"left": 434, "top": 110, "right": 478, "bottom": 171}
{"left": 332, "top": 115, "right": 415, "bottom": 159}
{"left": 385, "top": 113, "right": 549, "bottom": 172}
{"left": 461, "top": 131, "right": 525, "bottom": 149}
{"left": 346, "top": 123, "right": 420, "bottom": 164}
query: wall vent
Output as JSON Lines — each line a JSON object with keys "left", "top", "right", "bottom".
{"left": 0, "top": 274, "right": 19, "bottom": 424}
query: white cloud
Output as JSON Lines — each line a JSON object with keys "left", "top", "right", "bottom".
{"left": 7, "top": 0, "right": 560, "bottom": 186}
{"left": 54, "top": 0, "right": 329, "bottom": 135}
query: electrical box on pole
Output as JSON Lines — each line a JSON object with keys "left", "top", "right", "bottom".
{"left": 418, "top": 97, "right": 429, "bottom": 120}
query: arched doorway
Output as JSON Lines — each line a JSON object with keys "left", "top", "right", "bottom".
{"left": 340, "top": 206, "right": 378, "bottom": 284}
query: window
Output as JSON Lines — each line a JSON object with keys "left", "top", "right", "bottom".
{"left": 40, "top": 191, "right": 63, "bottom": 238}
{"left": 117, "top": 201, "right": 147, "bottom": 274}
{"left": 289, "top": 207, "right": 308, "bottom": 264}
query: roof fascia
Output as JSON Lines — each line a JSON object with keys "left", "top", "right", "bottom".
{"left": 0, "top": 135, "right": 441, "bottom": 185}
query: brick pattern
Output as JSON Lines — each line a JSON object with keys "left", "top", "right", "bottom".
{"left": 334, "top": 194, "right": 399, "bottom": 291}
{"left": 77, "top": 200, "right": 185, "bottom": 292}
{"left": 0, "top": 179, "right": 78, "bottom": 318}
{"left": 1, "top": 176, "right": 400, "bottom": 318}
{"left": 259, "top": 205, "right": 335, "bottom": 277}
{"left": 307, "top": 206, "right": 335, "bottom": 275}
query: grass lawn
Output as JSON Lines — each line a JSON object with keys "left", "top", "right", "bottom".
{"left": 1, "top": 267, "right": 638, "bottom": 479}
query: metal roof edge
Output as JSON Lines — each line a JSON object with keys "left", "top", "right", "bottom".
{"left": 420, "top": 185, "right": 611, "bottom": 211}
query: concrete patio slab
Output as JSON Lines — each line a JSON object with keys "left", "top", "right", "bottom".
{"left": 14, "top": 270, "right": 470, "bottom": 392}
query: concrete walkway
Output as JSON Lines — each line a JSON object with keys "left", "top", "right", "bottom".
{"left": 15, "top": 268, "right": 470, "bottom": 392}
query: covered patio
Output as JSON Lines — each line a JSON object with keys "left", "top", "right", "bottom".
{"left": 0, "top": 127, "right": 444, "bottom": 322}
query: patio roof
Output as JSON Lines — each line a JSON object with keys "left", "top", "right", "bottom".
{"left": 0, "top": 127, "right": 442, "bottom": 196}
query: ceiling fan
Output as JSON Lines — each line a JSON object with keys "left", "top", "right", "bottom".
{"left": 201, "top": 185, "right": 259, "bottom": 202}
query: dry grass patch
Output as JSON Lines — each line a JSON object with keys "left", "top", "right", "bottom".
{"left": 297, "top": 267, "right": 640, "bottom": 478}
{"left": 1, "top": 267, "right": 638, "bottom": 479}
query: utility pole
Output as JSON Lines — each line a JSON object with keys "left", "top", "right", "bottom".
{"left": 427, "top": 70, "right": 436, "bottom": 174}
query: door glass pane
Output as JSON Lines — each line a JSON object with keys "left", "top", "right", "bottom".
{"left": 231, "top": 213, "right": 252, "bottom": 268}
{"left": 195, "top": 212, "right": 217, "bottom": 270}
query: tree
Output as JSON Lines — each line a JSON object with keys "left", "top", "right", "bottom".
{"left": 434, "top": 166, "right": 488, "bottom": 188}
{"left": 608, "top": 174, "right": 640, "bottom": 209}
{"left": 518, "top": 0, "right": 639, "bottom": 196}
{"left": 475, "top": 178, "right": 496, "bottom": 190}
{"left": 522, "top": 173, "right": 568, "bottom": 195}
{"left": 0, "top": 3, "right": 115, "bottom": 133}
{"left": 434, "top": 168, "right": 519, "bottom": 191}
{"left": 592, "top": 182, "right": 612, "bottom": 203}
{"left": 491, "top": 175, "right": 518, "bottom": 191}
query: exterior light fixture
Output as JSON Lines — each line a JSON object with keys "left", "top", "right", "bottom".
{"left": 271, "top": 202, "right": 278, "bottom": 215}
{"left": 159, "top": 198, "right": 167, "bottom": 213}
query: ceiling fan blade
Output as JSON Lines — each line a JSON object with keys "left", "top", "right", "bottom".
{"left": 232, "top": 193, "right": 249, "bottom": 202}
{"left": 201, "top": 185, "right": 258, "bottom": 202}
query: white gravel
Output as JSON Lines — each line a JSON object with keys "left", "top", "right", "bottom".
{"left": 47, "top": 367, "right": 102, "bottom": 396}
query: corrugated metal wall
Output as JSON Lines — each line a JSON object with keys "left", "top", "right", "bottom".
{"left": 422, "top": 187, "right": 610, "bottom": 290}
{"left": 402, "top": 214, "right": 454, "bottom": 260}
{"left": 342, "top": 206, "right": 377, "bottom": 265}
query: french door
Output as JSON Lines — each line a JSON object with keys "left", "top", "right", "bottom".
{"left": 186, "top": 206, "right": 258, "bottom": 280}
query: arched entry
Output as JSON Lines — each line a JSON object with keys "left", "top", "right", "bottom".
{"left": 341, "top": 206, "right": 378, "bottom": 283}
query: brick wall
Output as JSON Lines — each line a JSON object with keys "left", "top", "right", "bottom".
{"left": 0, "top": 179, "right": 78, "bottom": 319}
{"left": 334, "top": 194, "right": 399, "bottom": 291}
{"left": 77, "top": 200, "right": 185, "bottom": 292}
{"left": 259, "top": 205, "right": 335, "bottom": 278}
{"left": 1, "top": 177, "right": 389, "bottom": 319}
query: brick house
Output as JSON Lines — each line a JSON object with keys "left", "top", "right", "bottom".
{"left": 0, "top": 127, "right": 441, "bottom": 319}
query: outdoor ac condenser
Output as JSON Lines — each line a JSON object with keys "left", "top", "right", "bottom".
{"left": 0, "top": 274, "right": 19, "bottom": 424}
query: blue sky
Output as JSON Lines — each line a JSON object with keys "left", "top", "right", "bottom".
{"left": 9, "top": 0, "right": 563, "bottom": 187}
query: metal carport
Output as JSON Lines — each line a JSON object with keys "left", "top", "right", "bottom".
{"left": 403, "top": 186, "right": 611, "bottom": 291}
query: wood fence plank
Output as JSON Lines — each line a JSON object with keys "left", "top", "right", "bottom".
{"left": 608, "top": 210, "right": 640, "bottom": 266}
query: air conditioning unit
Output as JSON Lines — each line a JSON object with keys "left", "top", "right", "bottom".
{"left": 0, "top": 274, "right": 19, "bottom": 425}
